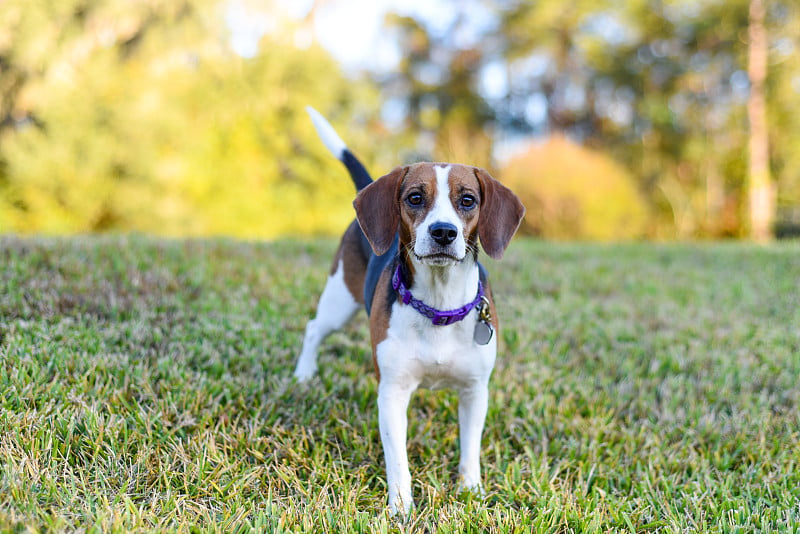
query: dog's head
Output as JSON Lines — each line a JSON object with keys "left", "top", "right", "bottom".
{"left": 354, "top": 163, "right": 525, "bottom": 263}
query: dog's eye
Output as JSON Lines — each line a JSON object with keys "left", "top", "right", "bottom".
{"left": 407, "top": 192, "right": 423, "bottom": 206}
{"left": 460, "top": 195, "right": 476, "bottom": 209}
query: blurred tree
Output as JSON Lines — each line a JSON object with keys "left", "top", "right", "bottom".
{"left": 746, "top": 0, "right": 772, "bottom": 241}
{"left": 0, "top": 0, "right": 391, "bottom": 237}
{"left": 496, "top": 0, "right": 611, "bottom": 138}
{"left": 501, "top": 136, "right": 648, "bottom": 240}
{"left": 2, "top": 0, "right": 799, "bottom": 240}
{"left": 376, "top": 0, "right": 800, "bottom": 239}
{"left": 493, "top": 0, "right": 758, "bottom": 238}
{"left": 769, "top": 1, "right": 800, "bottom": 237}
{"left": 0, "top": 0, "right": 216, "bottom": 232}
{"left": 378, "top": 13, "right": 494, "bottom": 168}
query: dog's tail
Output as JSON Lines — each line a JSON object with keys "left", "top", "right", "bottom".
{"left": 306, "top": 106, "right": 373, "bottom": 192}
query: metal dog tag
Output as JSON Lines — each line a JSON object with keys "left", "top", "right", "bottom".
{"left": 473, "top": 320, "right": 493, "bottom": 345}
{"left": 474, "top": 296, "right": 494, "bottom": 345}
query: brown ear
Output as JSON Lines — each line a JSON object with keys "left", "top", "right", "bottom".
{"left": 353, "top": 166, "right": 407, "bottom": 256}
{"left": 475, "top": 167, "right": 526, "bottom": 259}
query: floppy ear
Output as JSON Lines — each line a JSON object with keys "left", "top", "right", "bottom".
{"left": 474, "top": 167, "right": 526, "bottom": 259}
{"left": 353, "top": 166, "right": 407, "bottom": 256}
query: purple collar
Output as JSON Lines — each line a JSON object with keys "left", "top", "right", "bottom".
{"left": 391, "top": 264, "right": 484, "bottom": 326}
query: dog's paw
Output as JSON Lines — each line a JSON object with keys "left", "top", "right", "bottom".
{"left": 457, "top": 476, "right": 485, "bottom": 498}
{"left": 292, "top": 362, "right": 317, "bottom": 382}
{"left": 387, "top": 492, "right": 414, "bottom": 517}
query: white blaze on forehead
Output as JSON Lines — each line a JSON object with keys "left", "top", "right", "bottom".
{"left": 430, "top": 165, "right": 458, "bottom": 224}
{"left": 434, "top": 164, "right": 451, "bottom": 189}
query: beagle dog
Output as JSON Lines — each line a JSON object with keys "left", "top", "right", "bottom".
{"left": 294, "top": 107, "right": 525, "bottom": 515}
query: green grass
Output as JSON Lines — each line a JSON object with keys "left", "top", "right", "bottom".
{"left": 1, "top": 235, "right": 799, "bottom": 533}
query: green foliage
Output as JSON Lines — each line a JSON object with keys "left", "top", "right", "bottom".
{"left": 501, "top": 136, "right": 649, "bottom": 240}
{"left": 1, "top": 1, "right": 799, "bottom": 239}
{"left": 1, "top": 236, "right": 800, "bottom": 531}
{"left": 0, "top": 0, "right": 395, "bottom": 238}
{"left": 380, "top": 13, "right": 495, "bottom": 169}
{"left": 381, "top": 0, "right": 800, "bottom": 238}
{"left": 768, "top": 2, "right": 800, "bottom": 209}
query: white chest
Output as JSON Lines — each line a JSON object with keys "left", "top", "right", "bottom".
{"left": 376, "top": 302, "right": 497, "bottom": 390}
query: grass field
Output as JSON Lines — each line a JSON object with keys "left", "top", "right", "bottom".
{"left": 1, "top": 235, "right": 799, "bottom": 532}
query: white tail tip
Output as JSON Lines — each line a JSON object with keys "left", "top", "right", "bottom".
{"left": 306, "top": 106, "right": 347, "bottom": 158}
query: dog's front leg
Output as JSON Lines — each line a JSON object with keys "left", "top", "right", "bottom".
{"left": 378, "top": 379, "right": 416, "bottom": 516}
{"left": 457, "top": 381, "right": 489, "bottom": 493}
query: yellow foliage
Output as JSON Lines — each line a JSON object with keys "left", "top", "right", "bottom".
{"left": 500, "top": 136, "right": 649, "bottom": 240}
{"left": 0, "top": 3, "right": 391, "bottom": 238}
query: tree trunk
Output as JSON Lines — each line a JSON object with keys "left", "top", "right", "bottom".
{"left": 747, "top": 0, "right": 774, "bottom": 241}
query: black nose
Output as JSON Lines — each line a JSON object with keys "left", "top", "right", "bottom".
{"left": 429, "top": 222, "right": 458, "bottom": 246}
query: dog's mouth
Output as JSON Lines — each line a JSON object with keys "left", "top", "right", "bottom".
{"left": 415, "top": 252, "right": 463, "bottom": 266}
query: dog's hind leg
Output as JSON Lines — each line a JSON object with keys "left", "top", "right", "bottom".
{"left": 294, "top": 258, "right": 360, "bottom": 381}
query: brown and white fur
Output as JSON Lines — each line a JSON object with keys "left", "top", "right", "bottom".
{"left": 294, "top": 107, "right": 525, "bottom": 515}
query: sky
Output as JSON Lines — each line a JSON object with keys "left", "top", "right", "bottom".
{"left": 227, "top": 0, "right": 491, "bottom": 72}
{"left": 310, "top": 0, "right": 452, "bottom": 72}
